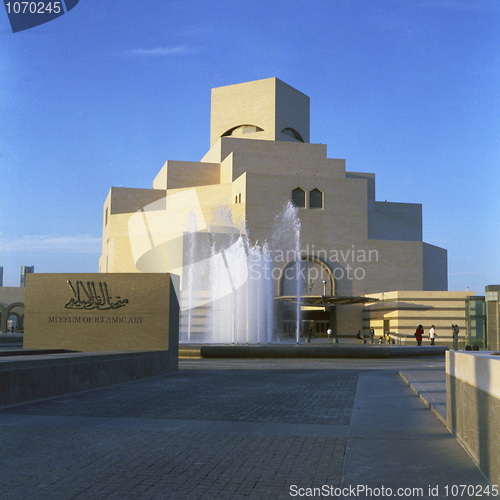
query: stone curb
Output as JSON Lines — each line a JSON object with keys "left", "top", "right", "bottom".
{"left": 399, "top": 371, "right": 447, "bottom": 427}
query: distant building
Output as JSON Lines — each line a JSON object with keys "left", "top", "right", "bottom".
{"left": 486, "top": 285, "right": 500, "bottom": 350}
{"left": 465, "top": 294, "right": 487, "bottom": 348}
{"left": 20, "top": 266, "right": 34, "bottom": 287}
{"left": 99, "top": 78, "right": 474, "bottom": 341}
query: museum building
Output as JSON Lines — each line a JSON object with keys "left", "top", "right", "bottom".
{"left": 99, "top": 77, "right": 474, "bottom": 341}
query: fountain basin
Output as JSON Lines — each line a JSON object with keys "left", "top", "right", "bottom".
{"left": 180, "top": 344, "right": 448, "bottom": 359}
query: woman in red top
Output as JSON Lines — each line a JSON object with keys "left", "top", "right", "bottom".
{"left": 415, "top": 325, "right": 424, "bottom": 346}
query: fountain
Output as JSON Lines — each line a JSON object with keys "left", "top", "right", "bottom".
{"left": 185, "top": 211, "right": 197, "bottom": 342}
{"left": 179, "top": 200, "right": 302, "bottom": 344}
{"left": 270, "top": 201, "right": 302, "bottom": 344}
{"left": 127, "top": 190, "right": 303, "bottom": 344}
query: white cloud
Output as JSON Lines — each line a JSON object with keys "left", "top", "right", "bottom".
{"left": 121, "top": 46, "right": 197, "bottom": 57}
{"left": 0, "top": 235, "right": 101, "bottom": 254}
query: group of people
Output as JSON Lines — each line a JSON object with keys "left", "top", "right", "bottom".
{"left": 366, "top": 327, "right": 391, "bottom": 344}
{"left": 414, "top": 324, "right": 460, "bottom": 349}
{"left": 319, "top": 325, "right": 460, "bottom": 349}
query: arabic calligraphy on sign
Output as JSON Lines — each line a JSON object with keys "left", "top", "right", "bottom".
{"left": 65, "top": 280, "right": 129, "bottom": 311}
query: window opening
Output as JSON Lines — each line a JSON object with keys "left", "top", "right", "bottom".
{"left": 309, "top": 188, "right": 323, "bottom": 209}
{"left": 292, "top": 188, "right": 306, "bottom": 208}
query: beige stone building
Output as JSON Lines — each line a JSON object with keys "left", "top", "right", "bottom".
{"left": 363, "top": 291, "right": 472, "bottom": 345}
{"left": 99, "top": 77, "right": 470, "bottom": 341}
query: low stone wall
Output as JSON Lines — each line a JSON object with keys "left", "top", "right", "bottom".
{"left": 0, "top": 350, "right": 176, "bottom": 407}
{"left": 0, "top": 334, "right": 23, "bottom": 345}
{"left": 446, "top": 351, "right": 500, "bottom": 485}
{"left": 194, "top": 345, "right": 447, "bottom": 359}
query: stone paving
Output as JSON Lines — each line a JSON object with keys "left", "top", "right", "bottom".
{"left": 1, "top": 425, "right": 347, "bottom": 500}
{"left": 0, "top": 357, "right": 487, "bottom": 500}
{"left": 0, "top": 361, "right": 360, "bottom": 500}
{"left": 0, "top": 368, "right": 359, "bottom": 425}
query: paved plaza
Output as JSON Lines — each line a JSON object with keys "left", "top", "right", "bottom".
{"left": 0, "top": 356, "right": 491, "bottom": 499}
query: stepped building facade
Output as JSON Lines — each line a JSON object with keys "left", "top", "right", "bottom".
{"left": 99, "top": 78, "right": 469, "bottom": 340}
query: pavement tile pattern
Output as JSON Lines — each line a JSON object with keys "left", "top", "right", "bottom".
{"left": 0, "top": 367, "right": 358, "bottom": 500}
{"left": 0, "top": 357, "right": 489, "bottom": 500}
{"left": 2, "top": 426, "right": 346, "bottom": 500}
{"left": 0, "top": 369, "right": 359, "bottom": 424}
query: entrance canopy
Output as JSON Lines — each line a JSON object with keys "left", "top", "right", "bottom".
{"left": 275, "top": 295, "right": 379, "bottom": 308}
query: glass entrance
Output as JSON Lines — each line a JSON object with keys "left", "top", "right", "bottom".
{"left": 314, "top": 320, "right": 329, "bottom": 337}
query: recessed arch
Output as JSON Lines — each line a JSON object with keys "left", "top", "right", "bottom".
{"left": 281, "top": 128, "right": 304, "bottom": 142}
{"left": 278, "top": 256, "right": 335, "bottom": 297}
{"left": 222, "top": 124, "right": 264, "bottom": 137}
{"left": 1, "top": 301, "right": 25, "bottom": 333}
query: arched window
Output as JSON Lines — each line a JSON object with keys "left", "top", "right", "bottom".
{"left": 238, "top": 193, "right": 241, "bottom": 203}
{"left": 235, "top": 195, "right": 238, "bottom": 204}
{"left": 292, "top": 188, "right": 306, "bottom": 208}
{"left": 309, "top": 188, "right": 323, "bottom": 209}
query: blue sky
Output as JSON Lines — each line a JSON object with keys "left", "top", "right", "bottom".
{"left": 1, "top": 0, "right": 499, "bottom": 293}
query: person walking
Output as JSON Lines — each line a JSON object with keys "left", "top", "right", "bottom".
{"left": 327, "top": 327, "right": 332, "bottom": 339}
{"left": 428, "top": 325, "right": 437, "bottom": 346}
{"left": 452, "top": 324, "right": 460, "bottom": 350}
{"left": 415, "top": 324, "right": 424, "bottom": 346}
{"left": 369, "top": 327, "right": 375, "bottom": 344}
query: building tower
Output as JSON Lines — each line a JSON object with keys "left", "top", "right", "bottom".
{"left": 20, "top": 266, "right": 34, "bottom": 287}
